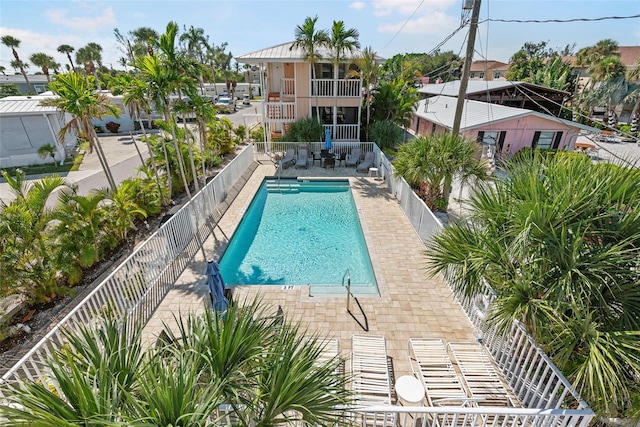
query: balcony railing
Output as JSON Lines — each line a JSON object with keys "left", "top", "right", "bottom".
{"left": 311, "top": 79, "right": 361, "bottom": 97}
{"left": 281, "top": 77, "right": 295, "bottom": 98}
{"left": 323, "top": 124, "right": 360, "bottom": 141}
{"left": 264, "top": 102, "right": 296, "bottom": 122}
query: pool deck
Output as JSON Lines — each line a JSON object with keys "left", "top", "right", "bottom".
{"left": 142, "top": 162, "right": 476, "bottom": 381}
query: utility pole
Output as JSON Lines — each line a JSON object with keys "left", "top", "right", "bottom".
{"left": 452, "top": 0, "right": 482, "bottom": 135}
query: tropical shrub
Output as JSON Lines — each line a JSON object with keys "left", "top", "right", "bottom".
{"left": 368, "top": 119, "right": 403, "bottom": 150}
{"left": 280, "top": 117, "right": 324, "bottom": 142}
{"left": 250, "top": 125, "right": 266, "bottom": 142}
{"left": 0, "top": 299, "right": 352, "bottom": 425}
{"left": 427, "top": 153, "right": 640, "bottom": 417}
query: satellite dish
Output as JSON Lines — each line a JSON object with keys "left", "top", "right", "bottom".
{"left": 473, "top": 294, "right": 491, "bottom": 320}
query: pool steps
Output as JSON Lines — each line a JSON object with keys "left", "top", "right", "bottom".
{"left": 265, "top": 179, "right": 349, "bottom": 193}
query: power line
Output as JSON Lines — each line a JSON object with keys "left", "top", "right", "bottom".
{"left": 483, "top": 14, "right": 640, "bottom": 24}
{"left": 380, "top": 0, "right": 425, "bottom": 52}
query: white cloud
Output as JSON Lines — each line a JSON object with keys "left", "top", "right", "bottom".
{"left": 45, "top": 6, "right": 115, "bottom": 32}
{"left": 377, "top": 11, "right": 458, "bottom": 36}
{"left": 349, "top": 2, "right": 366, "bottom": 10}
{"left": 372, "top": 0, "right": 457, "bottom": 17}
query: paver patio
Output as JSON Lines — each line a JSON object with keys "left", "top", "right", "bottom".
{"left": 142, "top": 162, "right": 476, "bottom": 381}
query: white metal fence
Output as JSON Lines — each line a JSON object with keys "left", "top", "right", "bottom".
{"left": 0, "top": 145, "right": 256, "bottom": 393}
{"left": 370, "top": 149, "right": 594, "bottom": 424}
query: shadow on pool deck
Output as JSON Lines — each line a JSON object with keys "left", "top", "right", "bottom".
{"left": 141, "top": 164, "right": 476, "bottom": 379}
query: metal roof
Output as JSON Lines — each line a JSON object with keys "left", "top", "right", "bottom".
{"left": 418, "top": 80, "right": 570, "bottom": 96}
{"left": 0, "top": 74, "right": 50, "bottom": 84}
{"left": 414, "top": 95, "right": 598, "bottom": 132}
{"left": 237, "top": 41, "right": 381, "bottom": 63}
{"left": 0, "top": 95, "right": 61, "bottom": 115}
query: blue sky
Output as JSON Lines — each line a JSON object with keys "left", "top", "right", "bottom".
{"left": 1, "top": 0, "right": 639, "bottom": 72}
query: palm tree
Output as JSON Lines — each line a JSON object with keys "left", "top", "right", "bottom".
{"left": 1, "top": 299, "right": 351, "bottom": 425}
{"left": 350, "top": 46, "right": 379, "bottom": 139}
{"left": 426, "top": 153, "right": 640, "bottom": 417}
{"left": 0, "top": 170, "right": 71, "bottom": 303}
{"left": 109, "top": 74, "right": 165, "bottom": 201}
{"left": 37, "top": 143, "right": 57, "bottom": 165}
{"left": 76, "top": 43, "right": 103, "bottom": 90}
{"left": 130, "top": 26, "right": 160, "bottom": 57}
{"left": 40, "top": 72, "right": 119, "bottom": 190}
{"left": 393, "top": 133, "right": 489, "bottom": 210}
{"left": 291, "top": 16, "right": 330, "bottom": 124}
{"left": 0, "top": 65, "right": 5, "bottom": 75}
{"left": 57, "top": 44, "right": 75, "bottom": 71}
{"left": 30, "top": 52, "right": 56, "bottom": 82}
{"left": 328, "top": 20, "right": 360, "bottom": 137}
{"left": 1, "top": 35, "right": 34, "bottom": 92}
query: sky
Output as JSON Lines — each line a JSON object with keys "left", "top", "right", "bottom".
{"left": 1, "top": 0, "right": 639, "bottom": 74}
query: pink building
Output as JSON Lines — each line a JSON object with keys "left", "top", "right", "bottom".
{"left": 410, "top": 96, "right": 599, "bottom": 157}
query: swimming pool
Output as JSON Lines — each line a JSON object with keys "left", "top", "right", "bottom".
{"left": 219, "top": 179, "right": 378, "bottom": 295}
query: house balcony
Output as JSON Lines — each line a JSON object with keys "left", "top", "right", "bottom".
{"left": 311, "top": 79, "right": 361, "bottom": 97}
{"left": 324, "top": 124, "right": 359, "bottom": 142}
{"left": 264, "top": 101, "right": 296, "bottom": 122}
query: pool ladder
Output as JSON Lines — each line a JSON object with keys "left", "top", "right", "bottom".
{"left": 342, "top": 269, "right": 352, "bottom": 312}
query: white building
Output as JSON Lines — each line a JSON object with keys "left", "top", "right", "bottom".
{"left": 0, "top": 95, "right": 75, "bottom": 168}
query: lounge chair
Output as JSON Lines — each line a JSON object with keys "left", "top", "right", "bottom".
{"left": 447, "top": 342, "right": 520, "bottom": 407}
{"left": 356, "top": 152, "right": 375, "bottom": 173}
{"left": 345, "top": 148, "right": 361, "bottom": 167}
{"left": 295, "top": 148, "right": 308, "bottom": 169}
{"left": 279, "top": 148, "right": 295, "bottom": 169}
{"left": 409, "top": 338, "right": 480, "bottom": 407}
{"left": 351, "top": 335, "right": 395, "bottom": 426}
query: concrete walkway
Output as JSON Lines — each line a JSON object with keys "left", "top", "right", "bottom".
{"left": 142, "top": 164, "right": 476, "bottom": 379}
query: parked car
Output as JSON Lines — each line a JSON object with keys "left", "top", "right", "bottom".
{"left": 243, "top": 94, "right": 251, "bottom": 105}
{"left": 216, "top": 96, "right": 235, "bottom": 114}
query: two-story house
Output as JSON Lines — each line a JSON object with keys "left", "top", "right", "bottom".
{"left": 237, "top": 42, "right": 370, "bottom": 142}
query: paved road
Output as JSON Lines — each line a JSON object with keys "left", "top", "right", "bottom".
{"left": 0, "top": 105, "right": 262, "bottom": 205}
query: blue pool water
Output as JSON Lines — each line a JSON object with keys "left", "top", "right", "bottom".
{"left": 219, "top": 179, "right": 378, "bottom": 294}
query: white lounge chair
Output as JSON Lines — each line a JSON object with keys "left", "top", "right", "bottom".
{"left": 356, "top": 152, "right": 375, "bottom": 173}
{"left": 351, "top": 335, "right": 394, "bottom": 426}
{"left": 345, "top": 148, "right": 361, "bottom": 167}
{"left": 409, "top": 338, "right": 481, "bottom": 407}
{"left": 279, "top": 148, "right": 295, "bottom": 169}
{"left": 447, "top": 342, "right": 520, "bottom": 407}
{"left": 295, "top": 148, "right": 308, "bottom": 169}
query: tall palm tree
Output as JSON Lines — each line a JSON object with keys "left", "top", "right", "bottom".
{"left": 350, "top": 46, "right": 379, "bottom": 139}
{"left": 393, "top": 133, "right": 489, "bottom": 210}
{"left": 57, "top": 44, "right": 75, "bottom": 71}
{"left": 130, "top": 26, "right": 160, "bottom": 57}
{"left": 328, "top": 20, "right": 360, "bottom": 135}
{"left": 426, "top": 153, "right": 640, "bottom": 417}
{"left": 1, "top": 35, "right": 34, "bottom": 92}
{"left": 180, "top": 25, "right": 208, "bottom": 95}
{"left": 41, "top": 72, "right": 119, "bottom": 190}
{"left": 109, "top": 74, "right": 165, "bottom": 201}
{"left": 291, "top": 16, "right": 329, "bottom": 124}
{"left": 30, "top": 52, "right": 56, "bottom": 82}
{"left": 76, "top": 43, "right": 103, "bottom": 90}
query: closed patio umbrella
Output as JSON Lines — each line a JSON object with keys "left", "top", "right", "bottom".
{"left": 206, "top": 261, "right": 228, "bottom": 312}
{"left": 324, "top": 128, "right": 332, "bottom": 150}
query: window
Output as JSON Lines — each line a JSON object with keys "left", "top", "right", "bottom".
{"left": 477, "top": 131, "right": 506, "bottom": 153}
{"left": 470, "top": 72, "right": 476, "bottom": 78}
{"left": 532, "top": 131, "right": 563, "bottom": 149}
{"left": 314, "top": 63, "right": 333, "bottom": 79}
{"left": 479, "top": 72, "right": 485, "bottom": 79}
{"left": 494, "top": 72, "right": 502, "bottom": 79}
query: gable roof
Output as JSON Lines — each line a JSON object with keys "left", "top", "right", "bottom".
{"left": 0, "top": 95, "right": 60, "bottom": 115}
{"left": 413, "top": 95, "right": 597, "bottom": 132}
{"left": 417, "top": 80, "right": 570, "bottom": 97}
{"left": 237, "top": 41, "right": 381, "bottom": 64}
{"left": 618, "top": 46, "right": 640, "bottom": 67}
{"left": 469, "top": 60, "right": 509, "bottom": 72}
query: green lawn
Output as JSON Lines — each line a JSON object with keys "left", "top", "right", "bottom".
{"left": 1, "top": 154, "right": 83, "bottom": 177}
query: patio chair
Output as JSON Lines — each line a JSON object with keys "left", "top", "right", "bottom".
{"left": 351, "top": 334, "right": 395, "bottom": 426}
{"left": 447, "top": 342, "right": 520, "bottom": 407}
{"left": 295, "top": 148, "right": 309, "bottom": 169}
{"left": 279, "top": 148, "right": 295, "bottom": 169}
{"left": 409, "top": 338, "right": 482, "bottom": 408}
{"left": 345, "top": 148, "right": 362, "bottom": 167}
{"left": 356, "top": 152, "right": 375, "bottom": 173}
